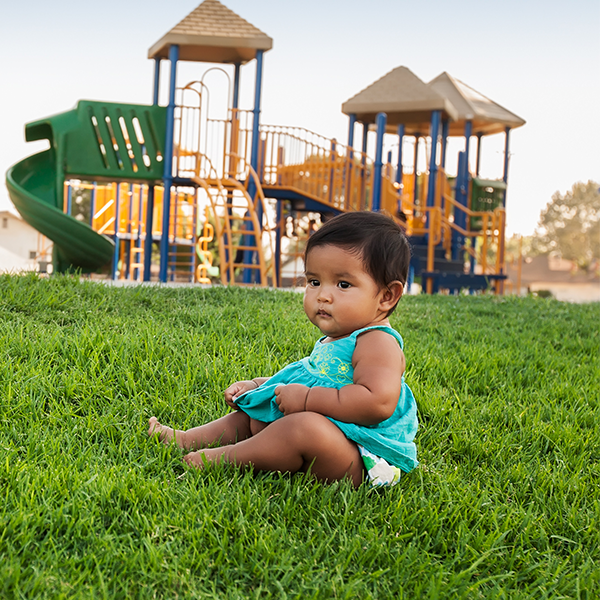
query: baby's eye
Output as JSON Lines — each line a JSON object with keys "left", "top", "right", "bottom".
{"left": 338, "top": 281, "right": 351, "bottom": 289}
{"left": 307, "top": 279, "right": 320, "bottom": 287}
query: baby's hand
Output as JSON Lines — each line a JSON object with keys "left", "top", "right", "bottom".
{"left": 274, "top": 384, "right": 310, "bottom": 416}
{"left": 224, "top": 380, "right": 258, "bottom": 408}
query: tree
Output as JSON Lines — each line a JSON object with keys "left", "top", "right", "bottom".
{"left": 533, "top": 180, "right": 600, "bottom": 271}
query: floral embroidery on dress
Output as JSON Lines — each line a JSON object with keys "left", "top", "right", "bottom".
{"left": 304, "top": 342, "right": 354, "bottom": 385}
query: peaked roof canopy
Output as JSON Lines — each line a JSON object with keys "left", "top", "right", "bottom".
{"left": 341, "top": 66, "right": 458, "bottom": 133}
{"left": 148, "top": 0, "right": 273, "bottom": 64}
{"left": 343, "top": 66, "right": 525, "bottom": 137}
{"left": 428, "top": 72, "right": 525, "bottom": 136}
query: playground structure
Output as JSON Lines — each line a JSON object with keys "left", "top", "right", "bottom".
{"left": 5, "top": 0, "right": 525, "bottom": 293}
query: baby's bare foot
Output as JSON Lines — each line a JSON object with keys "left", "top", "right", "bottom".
{"left": 148, "top": 416, "right": 181, "bottom": 446}
{"left": 183, "top": 450, "right": 207, "bottom": 469}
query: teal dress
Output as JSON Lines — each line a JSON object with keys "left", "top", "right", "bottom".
{"left": 234, "top": 325, "right": 418, "bottom": 473}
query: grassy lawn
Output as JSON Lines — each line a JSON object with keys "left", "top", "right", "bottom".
{"left": 1, "top": 273, "right": 598, "bottom": 599}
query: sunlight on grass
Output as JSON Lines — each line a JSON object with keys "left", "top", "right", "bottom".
{"left": 1, "top": 273, "right": 598, "bottom": 598}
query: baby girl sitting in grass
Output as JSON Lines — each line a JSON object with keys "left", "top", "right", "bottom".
{"left": 149, "top": 211, "right": 418, "bottom": 488}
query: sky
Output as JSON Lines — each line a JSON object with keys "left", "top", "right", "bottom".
{"left": 1, "top": 0, "right": 598, "bottom": 237}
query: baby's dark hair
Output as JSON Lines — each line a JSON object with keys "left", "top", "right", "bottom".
{"left": 304, "top": 211, "right": 411, "bottom": 313}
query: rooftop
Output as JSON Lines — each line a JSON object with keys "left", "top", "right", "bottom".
{"left": 148, "top": 0, "right": 273, "bottom": 64}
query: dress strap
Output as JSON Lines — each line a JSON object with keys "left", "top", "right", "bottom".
{"left": 352, "top": 325, "right": 404, "bottom": 349}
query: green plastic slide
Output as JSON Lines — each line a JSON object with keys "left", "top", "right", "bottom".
{"left": 5, "top": 100, "right": 167, "bottom": 272}
{"left": 6, "top": 150, "right": 115, "bottom": 271}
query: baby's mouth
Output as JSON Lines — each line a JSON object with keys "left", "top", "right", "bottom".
{"left": 317, "top": 309, "right": 331, "bottom": 317}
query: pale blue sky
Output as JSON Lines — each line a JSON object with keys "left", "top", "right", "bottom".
{"left": 1, "top": 0, "right": 598, "bottom": 236}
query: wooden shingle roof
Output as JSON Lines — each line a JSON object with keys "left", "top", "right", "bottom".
{"left": 341, "top": 66, "right": 458, "bottom": 132}
{"left": 148, "top": 0, "right": 273, "bottom": 64}
{"left": 428, "top": 72, "right": 525, "bottom": 136}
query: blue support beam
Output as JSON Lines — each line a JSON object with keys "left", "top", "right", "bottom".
{"left": 440, "top": 120, "right": 449, "bottom": 169}
{"left": 344, "top": 115, "right": 356, "bottom": 208}
{"left": 249, "top": 50, "right": 264, "bottom": 178}
{"left": 144, "top": 58, "right": 161, "bottom": 281}
{"left": 143, "top": 187, "right": 155, "bottom": 281}
{"left": 89, "top": 183, "right": 97, "bottom": 227}
{"left": 396, "top": 124, "right": 404, "bottom": 186}
{"left": 112, "top": 183, "right": 121, "bottom": 279}
{"left": 152, "top": 58, "right": 161, "bottom": 105}
{"left": 158, "top": 44, "right": 179, "bottom": 283}
{"left": 245, "top": 49, "right": 265, "bottom": 284}
{"left": 347, "top": 114, "right": 356, "bottom": 148}
{"left": 426, "top": 110, "right": 441, "bottom": 208}
{"left": 413, "top": 135, "right": 420, "bottom": 203}
{"left": 328, "top": 138, "right": 337, "bottom": 205}
{"left": 475, "top": 132, "right": 483, "bottom": 177}
{"left": 371, "top": 112, "right": 387, "bottom": 211}
{"left": 464, "top": 120, "right": 472, "bottom": 182}
{"left": 233, "top": 63, "right": 241, "bottom": 110}
{"left": 275, "top": 201, "right": 283, "bottom": 287}
{"left": 66, "top": 184, "right": 73, "bottom": 216}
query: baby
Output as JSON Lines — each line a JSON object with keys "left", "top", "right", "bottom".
{"left": 149, "top": 211, "right": 418, "bottom": 488}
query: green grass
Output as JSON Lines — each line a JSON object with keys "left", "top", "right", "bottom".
{"left": 0, "top": 273, "right": 598, "bottom": 599}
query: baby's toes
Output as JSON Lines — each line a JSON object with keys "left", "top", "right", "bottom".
{"left": 148, "top": 417, "right": 161, "bottom": 436}
{"left": 183, "top": 452, "right": 205, "bottom": 469}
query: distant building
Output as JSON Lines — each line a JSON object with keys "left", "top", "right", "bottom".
{"left": 505, "top": 253, "right": 600, "bottom": 303}
{"left": 0, "top": 210, "right": 52, "bottom": 273}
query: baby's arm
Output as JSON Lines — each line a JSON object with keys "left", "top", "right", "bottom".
{"left": 276, "top": 331, "right": 404, "bottom": 425}
{"left": 224, "top": 377, "right": 270, "bottom": 408}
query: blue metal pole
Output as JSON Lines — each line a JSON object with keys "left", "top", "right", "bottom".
{"left": 249, "top": 50, "right": 264, "bottom": 176}
{"left": 440, "top": 120, "right": 449, "bottom": 169}
{"left": 347, "top": 114, "right": 356, "bottom": 148}
{"left": 475, "top": 132, "right": 483, "bottom": 177}
{"left": 413, "top": 135, "right": 420, "bottom": 204}
{"left": 457, "top": 120, "right": 473, "bottom": 226}
{"left": 440, "top": 120, "right": 449, "bottom": 216}
{"left": 502, "top": 127, "right": 511, "bottom": 205}
{"left": 144, "top": 58, "right": 161, "bottom": 281}
{"left": 242, "top": 213, "right": 254, "bottom": 285}
{"left": 275, "top": 201, "right": 283, "bottom": 287}
{"left": 112, "top": 183, "right": 121, "bottom": 279}
{"left": 328, "top": 138, "right": 337, "bottom": 205}
{"left": 461, "top": 120, "right": 473, "bottom": 239}
{"left": 360, "top": 122, "right": 368, "bottom": 210}
{"left": 344, "top": 115, "right": 356, "bottom": 210}
{"left": 371, "top": 112, "right": 387, "bottom": 212}
{"left": 158, "top": 44, "right": 179, "bottom": 283}
{"left": 66, "top": 185, "right": 73, "bottom": 215}
{"left": 396, "top": 124, "right": 404, "bottom": 186}
{"left": 452, "top": 151, "right": 467, "bottom": 261}
{"left": 143, "top": 188, "right": 155, "bottom": 281}
{"left": 152, "top": 58, "right": 161, "bottom": 105}
{"left": 426, "top": 111, "right": 441, "bottom": 208}
{"left": 89, "top": 183, "right": 97, "bottom": 227}
{"left": 233, "top": 63, "right": 241, "bottom": 109}
{"left": 463, "top": 120, "right": 473, "bottom": 184}
{"left": 248, "top": 50, "right": 264, "bottom": 284}
{"left": 125, "top": 183, "right": 134, "bottom": 279}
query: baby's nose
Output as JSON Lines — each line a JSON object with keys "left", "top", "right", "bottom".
{"left": 317, "top": 287, "right": 333, "bottom": 302}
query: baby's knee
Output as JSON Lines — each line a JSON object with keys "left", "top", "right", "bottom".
{"left": 285, "top": 411, "right": 333, "bottom": 439}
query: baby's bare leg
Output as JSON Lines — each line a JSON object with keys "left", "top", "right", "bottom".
{"left": 183, "top": 412, "right": 364, "bottom": 487}
{"left": 148, "top": 411, "right": 254, "bottom": 450}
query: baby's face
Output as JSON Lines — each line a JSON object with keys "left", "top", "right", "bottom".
{"left": 303, "top": 245, "right": 389, "bottom": 340}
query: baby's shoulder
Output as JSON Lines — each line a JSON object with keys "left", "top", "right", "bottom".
{"left": 354, "top": 325, "right": 404, "bottom": 348}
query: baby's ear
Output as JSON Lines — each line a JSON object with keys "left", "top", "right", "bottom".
{"left": 380, "top": 281, "right": 404, "bottom": 310}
